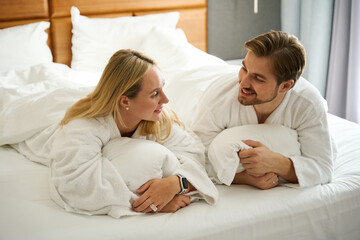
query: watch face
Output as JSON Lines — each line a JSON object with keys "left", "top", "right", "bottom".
{"left": 181, "top": 177, "right": 188, "bottom": 189}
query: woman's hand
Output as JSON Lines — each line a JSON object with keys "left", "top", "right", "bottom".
{"left": 159, "top": 194, "right": 191, "bottom": 213}
{"left": 232, "top": 171, "right": 279, "bottom": 190}
{"left": 132, "top": 175, "right": 181, "bottom": 213}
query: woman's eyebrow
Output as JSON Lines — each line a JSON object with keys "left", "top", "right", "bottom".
{"left": 149, "top": 81, "right": 165, "bottom": 94}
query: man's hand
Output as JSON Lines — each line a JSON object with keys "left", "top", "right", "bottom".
{"left": 239, "top": 140, "right": 283, "bottom": 175}
{"left": 239, "top": 139, "right": 298, "bottom": 183}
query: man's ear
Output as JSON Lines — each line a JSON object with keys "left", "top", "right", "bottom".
{"left": 279, "top": 79, "right": 294, "bottom": 93}
{"left": 118, "top": 95, "right": 130, "bottom": 109}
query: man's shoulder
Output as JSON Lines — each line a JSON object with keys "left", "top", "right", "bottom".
{"left": 199, "top": 74, "right": 239, "bottom": 106}
{"left": 281, "top": 77, "right": 328, "bottom": 126}
{"left": 290, "top": 77, "right": 327, "bottom": 110}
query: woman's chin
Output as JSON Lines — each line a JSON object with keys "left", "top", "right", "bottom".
{"left": 148, "top": 115, "right": 162, "bottom": 122}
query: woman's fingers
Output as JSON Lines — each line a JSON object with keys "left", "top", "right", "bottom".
{"left": 132, "top": 192, "right": 148, "bottom": 208}
{"left": 133, "top": 177, "right": 183, "bottom": 213}
{"left": 133, "top": 196, "right": 152, "bottom": 212}
{"left": 136, "top": 179, "right": 153, "bottom": 194}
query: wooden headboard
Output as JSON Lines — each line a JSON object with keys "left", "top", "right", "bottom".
{"left": 0, "top": 0, "right": 207, "bottom": 66}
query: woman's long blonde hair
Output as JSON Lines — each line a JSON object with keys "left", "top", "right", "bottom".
{"left": 60, "top": 49, "right": 182, "bottom": 142}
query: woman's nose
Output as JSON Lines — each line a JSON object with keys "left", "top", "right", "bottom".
{"left": 161, "top": 91, "right": 169, "bottom": 104}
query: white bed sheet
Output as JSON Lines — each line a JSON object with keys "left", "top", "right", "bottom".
{"left": 1, "top": 27, "right": 359, "bottom": 239}
{"left": 1, "top": 113, "right": 360, "bottom": 240}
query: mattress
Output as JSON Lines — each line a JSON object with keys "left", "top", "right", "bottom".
{"left": 1, "top": 114, "right": 359, "bottom": 240}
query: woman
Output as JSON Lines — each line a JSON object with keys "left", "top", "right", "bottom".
{"left": 46, "top": 49, "right": 218, "bottom": 218}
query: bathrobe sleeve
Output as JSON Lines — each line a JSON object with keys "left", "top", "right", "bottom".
{"left": 190, "top": 76, "right": 239, "bottom": 151}
{"left": 160, "top": 124, "right": 219, "bottom": 205}
{"left": 49, "top": 118, "right": 139, "bottom": 218}
{"left": 190, "top": 104, "right": 224, "bottom": 152}
{"left": 287, "top": 100, "right": 335, "bottom": 188}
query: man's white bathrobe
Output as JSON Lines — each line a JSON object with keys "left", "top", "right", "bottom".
{"left": 190, "top": 76, "right": 336, "bottom": 188}
{"left": 13, "top": 116, "right": 218, "bottom": 218}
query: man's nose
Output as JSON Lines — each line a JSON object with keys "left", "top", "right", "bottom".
{"left": 240, "top": 74, "right": 251, "bottom": 88}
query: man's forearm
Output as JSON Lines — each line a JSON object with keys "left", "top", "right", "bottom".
{"left": 276, "top": 155, "right": 298, "bottom": 183}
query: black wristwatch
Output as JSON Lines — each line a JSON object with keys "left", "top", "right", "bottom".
{"left": 176, "top": 174, "right": 188, "bottom": 194}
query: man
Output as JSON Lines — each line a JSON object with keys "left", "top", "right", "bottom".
{"left": 190, "top": 31, "right": 335, "bottom": 190}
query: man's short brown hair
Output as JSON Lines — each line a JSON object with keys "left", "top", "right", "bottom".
{"left": 245, "top": 31, "right": 306, "bottom": 85}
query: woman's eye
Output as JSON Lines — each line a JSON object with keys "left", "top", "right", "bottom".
{"left": 241, "top": 66, "right": 247, "bottom": 72}
{"left": 152, "top": 91, "right": 159, "bottom": 98}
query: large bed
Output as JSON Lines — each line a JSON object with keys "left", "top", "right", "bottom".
{"left": 1, "top": 0, "right": 360, "bottom": 239}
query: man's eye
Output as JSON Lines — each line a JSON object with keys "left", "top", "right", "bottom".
{"left": 254, "top": 76, "right": 265, "bottom": 82}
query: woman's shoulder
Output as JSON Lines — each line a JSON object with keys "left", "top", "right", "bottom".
{"left": 62, "top": 116, "right": 119, "bottom": 139}
{"left": 64, "top": 117, "right": 104, "bottom": 129}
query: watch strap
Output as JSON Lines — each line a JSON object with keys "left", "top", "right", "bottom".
{"left": 176, "top": 174, "right": 188, "bottom": 194}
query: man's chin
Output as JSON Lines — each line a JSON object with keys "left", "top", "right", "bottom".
{"left": 238, "top": 97, "right": 253, "bottom": 106}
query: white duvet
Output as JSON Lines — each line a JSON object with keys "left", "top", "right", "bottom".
{"left": 0, "top": 63, "right": 99, "bottom": 145}
{"left": 0, "top": 42, "right": 237, "bottom": 217}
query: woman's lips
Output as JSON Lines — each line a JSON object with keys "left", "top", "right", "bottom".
{"left": 154, "top": 107, "right": 163, "bottom": 114}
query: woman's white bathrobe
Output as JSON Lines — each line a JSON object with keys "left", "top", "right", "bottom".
{"left": 13, "top": 116, "right": 218, "bottom": 218}
{"left": 190, "top": 75, "right": 336, "bottom": 188}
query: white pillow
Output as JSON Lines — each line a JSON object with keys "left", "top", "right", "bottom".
{"left": 0, "top": 21, "right": 53, "bottom": 72}
{"left": 139, "top": 26, "right": 226, "bottom": 73}
{"left": 102, "top": 137, "right": 180, "bottom": 193}
{"left": 207, "top": 124, "right": 301, "bottom": 185}
{"left": 70, "top": 6, "right": 179, "bottom": 73}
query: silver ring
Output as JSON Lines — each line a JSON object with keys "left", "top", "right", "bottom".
{"left": 150, "top": 204, "right": 158, "bottom": 212}
{"left": 272, "top": 181, "right": 276, "bottom": 184}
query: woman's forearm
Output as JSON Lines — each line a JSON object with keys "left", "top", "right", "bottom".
{"left": 186, "top": 182, "right": 196, "bottom": 193}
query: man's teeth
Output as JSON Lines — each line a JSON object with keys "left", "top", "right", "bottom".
{"left": 243, "top": 89, "right": 253, "bottom": 94}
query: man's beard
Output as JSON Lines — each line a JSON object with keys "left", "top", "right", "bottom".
{"left": 238, "top": 85, "right": 279, "bottom": 106}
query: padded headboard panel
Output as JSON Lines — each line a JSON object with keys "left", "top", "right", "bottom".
{"left": 0, "top": 0, "right": 207, "bottom": 66}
